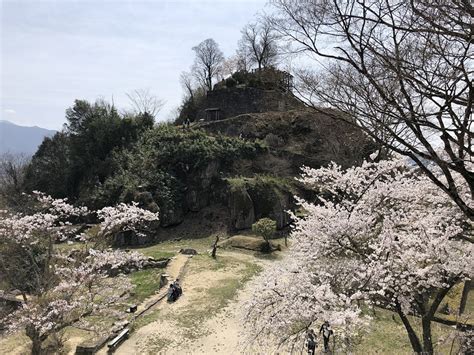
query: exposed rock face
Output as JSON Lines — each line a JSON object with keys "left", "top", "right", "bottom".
{"left": 133, "top": 191, "right": 160, "bottom": 213}
{"left": 227, "top": 179, "right": 292, "bottom": 231}
{"left": 229, "top": 186, "right": 255, "bottom": 230}
{"left": 160, "top": 204, "right": 185, "bottom": 227}
{"left": 185, "top": 160, "right": 220, "bottom": 212}
{"left": 269, "top": 192, "right": 291, "bottom": 229}
{"left": 146, "top": 109, "right": 373, "bottom": 233}
{"left": 200, "top": 109, "right": 375, "bottom": 175}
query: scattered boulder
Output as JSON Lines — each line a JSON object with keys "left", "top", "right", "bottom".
{"left": 104, "top": 256, "right": 169, "bottom": 276}
{"left": 143, "top": 257, "right": 170, "bottom": 269}
{"left": 179, "top": 248, "right": 198, "bottom": 255}
{"left": 219, "top": 235, "right": 280, "bottom": 252}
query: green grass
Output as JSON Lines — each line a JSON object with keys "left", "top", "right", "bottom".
{"left": 433, "top": 282, "right": 474, "bottom": 325}
{"left": 129, "top": 269, "right": 164, "bottom": 304}
{"left": 132, "top": 244, "right": 175, "bottom": 260}
{"left": 465, "top": 288, "right": 474, "bottom": 315}
{"left": 135, "top": 235, "right": 217, "bottom": 255}
{"left": 0, "top": 332, "right": 30, "bottom": 355}
{"left": 353, "top": 307, "right": 462, "bottom": 354}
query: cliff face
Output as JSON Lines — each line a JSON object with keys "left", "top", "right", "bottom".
{"left": 199, "top": 109, "right": 375, "bottom": 176}
{"left": 192, "top": 109, "right": 375, "bottom": 231}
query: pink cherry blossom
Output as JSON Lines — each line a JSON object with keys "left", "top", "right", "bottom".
{"left": 244, "top": 156, "right": 472, "bottom": 352}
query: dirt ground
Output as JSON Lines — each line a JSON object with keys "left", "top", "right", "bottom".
{"left": 112, "top": 250, "right": 267, "bottom": 355}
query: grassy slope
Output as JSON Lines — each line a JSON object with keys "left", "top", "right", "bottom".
{"left": 3, "top": 237, "right": 471, "bottom": 354}
{"left": 354, "top": 307, "right": 462, "bottom": 354}
{"left": 130, "top": 237, "right": 472, "bottom": 354}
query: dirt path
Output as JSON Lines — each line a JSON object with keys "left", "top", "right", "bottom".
{"left": 111, "top": 251, "right": 270, "bottom": 355}
{"left": 98, "top": 254, "right": 191, "bottom": 355}
{"left": 136, "top": 253, "right": 190, "bottom": 315}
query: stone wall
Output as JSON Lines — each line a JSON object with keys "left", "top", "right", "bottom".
{"left": 196, "top": 87, "right": 302, "bottom": 121}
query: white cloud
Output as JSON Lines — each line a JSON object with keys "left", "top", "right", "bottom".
{"left": 4, "top": 109, "right": 16, "bottom": 115}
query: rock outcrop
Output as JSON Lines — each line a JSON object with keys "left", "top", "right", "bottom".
{"left": 229, "top": 186, "right": 255, "bottom": 230}
{"left": 227, "top": 176, "right": 293, "bottom": 231}
{"left": 119, "top": 109, "right": 373, "bottom": 236}
{"left": 200, "top": 109, "right": 375, "bottom": 175}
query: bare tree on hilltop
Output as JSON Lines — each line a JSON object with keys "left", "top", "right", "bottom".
{"left": 180, "top": 71, "right": 195, "bottom": 101}
{"left": 126, "top": 88, "right": 164, "bottom": 118}
{"left": 268, "top": 0, "right": 474, "bottom": 221}
{"left": 192, "top": 38, "right": 224, "bottom": 91}
{"left": 238, "top": 21, "right": 280, "bottom": 71}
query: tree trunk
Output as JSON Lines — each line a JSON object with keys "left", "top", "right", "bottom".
{"left": 211, "top": 235, "right": 219, "bottom": 259}
{"left": 207, "top": 75, "right": 212, "bottom": 92}
{"left": 421, "top": 316, "right": 434, "bottom": 354}
{"left": 396, "top": 304, "right": 422, "bottom": 353}
{"left": 420, "top": 281, "right": 457, "bottom": 354}
{"left": 459, "top": 280, "right": 473, "bottom": 315}
{"left": 25, "top": 325, "right": 42, "bottom": 355}
{"left": 30, "top": 338, "right": 42, "bottom": 355}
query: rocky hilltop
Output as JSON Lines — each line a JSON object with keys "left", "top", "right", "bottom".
{"left": 199, "top": 109, "right": 373, "bottom": 176}
{"left": 196, "top": 109, "right": 373, "bottom": 232}
{"left": 124, "top": 108, "right": 374, "bottom": 245}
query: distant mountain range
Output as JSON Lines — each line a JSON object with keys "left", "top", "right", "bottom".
{"left": 0, "top": 120, "right": 57, "bottom": 155}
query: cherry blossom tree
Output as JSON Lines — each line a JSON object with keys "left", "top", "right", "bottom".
{"left": 268, "top": 0, "right": 473, "bottom": 220}
{"left": 243, "top": 157, "right": 473, "bottom": 354}
{"left": 0, "top": 193, "right": 159, "bottom": 354}
{"left": 82, "top": 201, "right": 159, "bottom": 249}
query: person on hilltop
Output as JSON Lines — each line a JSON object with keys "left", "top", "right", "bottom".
{"left": 319, "top": 321, "right": 333, "bottom": 353}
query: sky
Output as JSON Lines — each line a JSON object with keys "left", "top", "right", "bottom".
{"left": 0, "top": 0, "right": 268, "bottom": 130}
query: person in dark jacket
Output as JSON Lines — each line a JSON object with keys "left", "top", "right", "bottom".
{"left": 307, "top": 328, "right": 317, "bottom": 354}
{"left": 167, "top": 279, "right": 182, "bottom": 302}
{"left": 173, "top": 279, "right": 182, "bottom": 297}
{"left": 319, "top": 321, "right": 333, "bottom": 353}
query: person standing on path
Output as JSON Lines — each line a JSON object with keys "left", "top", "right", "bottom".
{"left": 307, "top": 328, "right": 317, "bottom": 354}
{"left": 319, "top": 321, "right": 333, "bottom": 353}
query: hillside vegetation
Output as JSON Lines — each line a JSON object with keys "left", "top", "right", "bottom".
{"left": 20, "top": 100, "right": 373, "bottom": 238}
